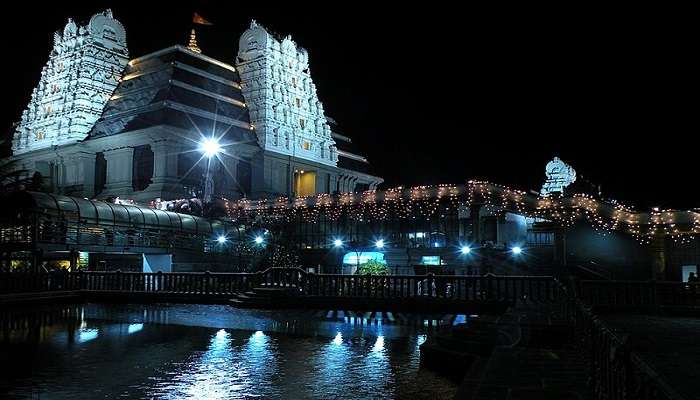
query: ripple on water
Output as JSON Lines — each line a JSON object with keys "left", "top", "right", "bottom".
{"left": 0, "top": 304, "right": 458, "bottom": 399}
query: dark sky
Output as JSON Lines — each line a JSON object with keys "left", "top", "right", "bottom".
{"left": 3, "top": 2, "right": 697, "bottom": 209}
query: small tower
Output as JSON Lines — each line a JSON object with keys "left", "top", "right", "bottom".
{"left": 187, "top": 29, "right": 201, "bottom": 53}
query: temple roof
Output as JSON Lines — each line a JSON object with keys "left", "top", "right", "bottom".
{"left": 89, "top": 46, "right": 254, "bottom": 144}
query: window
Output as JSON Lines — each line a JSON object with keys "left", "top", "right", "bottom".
{"left": 35, "top": 131, "right": 45, "bottom": 140}
{"left": 303, "top": 141, "right": 311, "bottom": 150}
{"left": 45, "top": 105, "right": 53, "bottom": 115}
{"left": 292, "top": 77, "right": 297, "bottom": 88}
{"left": 299, "top": 118, "right": 305, "bottom": 129}
{"left": 295, "top": 98, "right": 301, "bottom": 108}
{"left": 527, "top": 231, "right": 553, "bottom": 246}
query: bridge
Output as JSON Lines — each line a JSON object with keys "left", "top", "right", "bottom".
{"left": 0, "top": 269, "right": 562, "bottom": 313}
{"left": 1, "top": 269, "right": 697, "bottom": 310}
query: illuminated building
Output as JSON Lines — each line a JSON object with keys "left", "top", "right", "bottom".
{"left": 9, "top": 12, "right": 382, "bottom": 202}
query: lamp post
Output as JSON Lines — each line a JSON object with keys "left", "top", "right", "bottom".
{"left": 460, "top": 245, "right": 472, "bottom": 275}
{"left": 332, "top": 238, "right": 343, "bottom": 274}
{"left": 198, "top": 137, "right": 222, "bottom": 203}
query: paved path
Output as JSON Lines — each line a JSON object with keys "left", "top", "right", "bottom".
{"left": 602, "top": 314, "right": 700, "bottom": 400}
{"left": 456, "top": 303, "right": 591, "bottom": 400}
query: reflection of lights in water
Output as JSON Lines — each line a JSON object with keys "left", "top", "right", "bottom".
{"left": 78, "top": 328, "right": 99, "bottom": 343}
{"left": 128, "top": 323, "right": 143, "bottom": 334}
{"left": 147, "top": 328, "right": 279, "bottom": 399}
{"left": 249, "top": 330, "right": 267, "bottom": 348}
{"left": 332, "top": 332, "right": 343, "bottom": 346}
{"left": 416, "top": 334, "right": 427, "bottom": 347}
{"left": 452, "top": 314, "right": 467, "bottom": 326}
{"left": 372, "top": 336, "right": 385, "bottom": 352}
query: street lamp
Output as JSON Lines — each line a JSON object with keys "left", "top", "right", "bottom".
{"left": 254, "top": 236, "right": 264, "bottom": 245}
{"left": 198, "top": 136, "right": 222, "bottom": 203}
{"left": 333, "top": 239, "right": 343, "bottom": 247}
{"left": 199, "top": 137, "right": 222, "bottom": 158}
{"left": 375, "top": 239, "right": 385, "bottom": 249}
{"left": 511, "top": 246, "right": 523, "bottom": 255}
{"left": 217, "top": 235, "right": 227, "bottom": 244}
{"left": 461, "top": 245, "right": 471, "bottom": 255}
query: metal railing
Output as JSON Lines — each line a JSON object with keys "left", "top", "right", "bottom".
{"left": 565, "top": 284, "right": 685, "bottom": 400}
{"left": 577, "top": 280, "right": 700, "bottom": 307}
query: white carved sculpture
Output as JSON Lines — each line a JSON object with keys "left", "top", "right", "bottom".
{"left": 540, "top": 157, "right": 577, "bottom": 196}
{"left": 12, "top": 10, "right": 128, "bottom": 154}
{"left": 236, "top": 20, "right": 338, "bottom": 166}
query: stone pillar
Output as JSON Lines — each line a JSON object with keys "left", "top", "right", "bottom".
{"left": 553, "top": 225, "right": 567, "bottom": 267}
{"left": 101, "top": 147, "right": 134, "bottom": 197}
{"left": 249, "top": 154, "right": 268, "bottom": 199}
{"left": 495, "top": 214, "right": 506, "bottom": 245}
{"left": 141, "top": 141, "right": 181, "bottom": 200}
{"left": 62, "top": 152, "right": 96, "bottom": 197}
{"left": 221, "top": 156, "right": 239, "bottom": 199}
{"left": 650, "top": 234, "right": 667, "bottom": 280}
{"left": 470, "top": 204, "right": 482, "bottom": 245}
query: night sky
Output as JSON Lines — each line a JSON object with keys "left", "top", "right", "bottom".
{"left": 3, "top": 2, "right": 696, "bottom": 209}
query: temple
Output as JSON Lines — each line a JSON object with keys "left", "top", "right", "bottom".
{"left": 10, "top": 13, "right": 382, "bottom": 202}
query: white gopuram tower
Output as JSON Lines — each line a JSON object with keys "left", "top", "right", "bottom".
{"left": 540, "top": 157, "right": 577, "bottom": 196}
{"left": 12, "top": 10, "right": 128, "bottom": 155}
{"left": 236, "top": 20, "right": 337, "bottom": 167}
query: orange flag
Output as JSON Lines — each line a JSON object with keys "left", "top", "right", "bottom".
{"left": 193, "top": 13, "right": 213, "bottom": 26}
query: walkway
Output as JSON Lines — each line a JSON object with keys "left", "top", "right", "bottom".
{"left": 602, "top": 314, "right": 699, "bottom": 400}
{"left": 455, "top": 303, "right": 592, "bottom": 399}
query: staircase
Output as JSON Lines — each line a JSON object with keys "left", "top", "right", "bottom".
{"left": 229, "top": 285, "right": 302, "bottom": 308}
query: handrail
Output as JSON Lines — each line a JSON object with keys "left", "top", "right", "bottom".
{"left": 0, "top": 270, "right": 560, "bottom": 303}
{"left": 577, "top": 279, "right": 700, "bottom": 307}
{"left": 553, "top": 279, "right": 686, "bottom": 400}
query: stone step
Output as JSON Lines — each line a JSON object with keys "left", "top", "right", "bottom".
{"left": 252, "top": 286, "right": 301, "bottom": 296}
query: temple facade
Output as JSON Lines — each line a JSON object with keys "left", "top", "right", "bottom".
{"left": 10, "top": 12, "right": 382, "bottom": 202}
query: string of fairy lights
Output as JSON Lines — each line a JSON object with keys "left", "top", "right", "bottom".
{"left": 217, "top": 180, "right": 700, "bottom": 245}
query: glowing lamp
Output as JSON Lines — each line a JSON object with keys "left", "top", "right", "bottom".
{"left": 511, "top": 246, "right": 523, "bottom": 255}
{"left": 199, "top": 137, "right": 222, "bottom": 158}
{"left": 375, "top": 239, "right": 385, "bottom": 249}
{"left": 254, "top": 236, "right": 264, "bottom": 245}
{"left": 216, "top": 235, "right": 227, "bottom": 244}
{"left": 461, "top": 246, "right": 471, "bottom": 255}
{"left": 333, "top": 239, "right": 343, "bottom": 247}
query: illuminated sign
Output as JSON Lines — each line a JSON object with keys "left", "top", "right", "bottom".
{"left": 420, "top": 256, "right": 441, "bottom": 265}
{"left": 342, "top": 252, "right": 386, "bottom": 265}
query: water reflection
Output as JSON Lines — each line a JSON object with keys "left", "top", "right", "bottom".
{"left": 1, "top": 304, "right": 459, "bottom": 399}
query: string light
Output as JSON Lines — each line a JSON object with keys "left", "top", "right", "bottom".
{"left": 217, "top": 181, "right": 699, "bottom": 245}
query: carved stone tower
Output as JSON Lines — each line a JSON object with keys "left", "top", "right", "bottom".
{"left": 12, "top": 10, "right": 128, "bottom": 154}
{"left": 235, "top": 20, "right": 337, "bottom": 166}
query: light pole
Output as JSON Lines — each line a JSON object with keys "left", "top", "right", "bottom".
{"left": 332, "top": 238, "right": 343, "bottom": 274}
{"left": 198, "top": 137, "right": 222, "bottom": 203}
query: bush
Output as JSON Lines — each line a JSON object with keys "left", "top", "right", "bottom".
{"left": 356, "top": 259, "right": 389, "bottom": 275}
